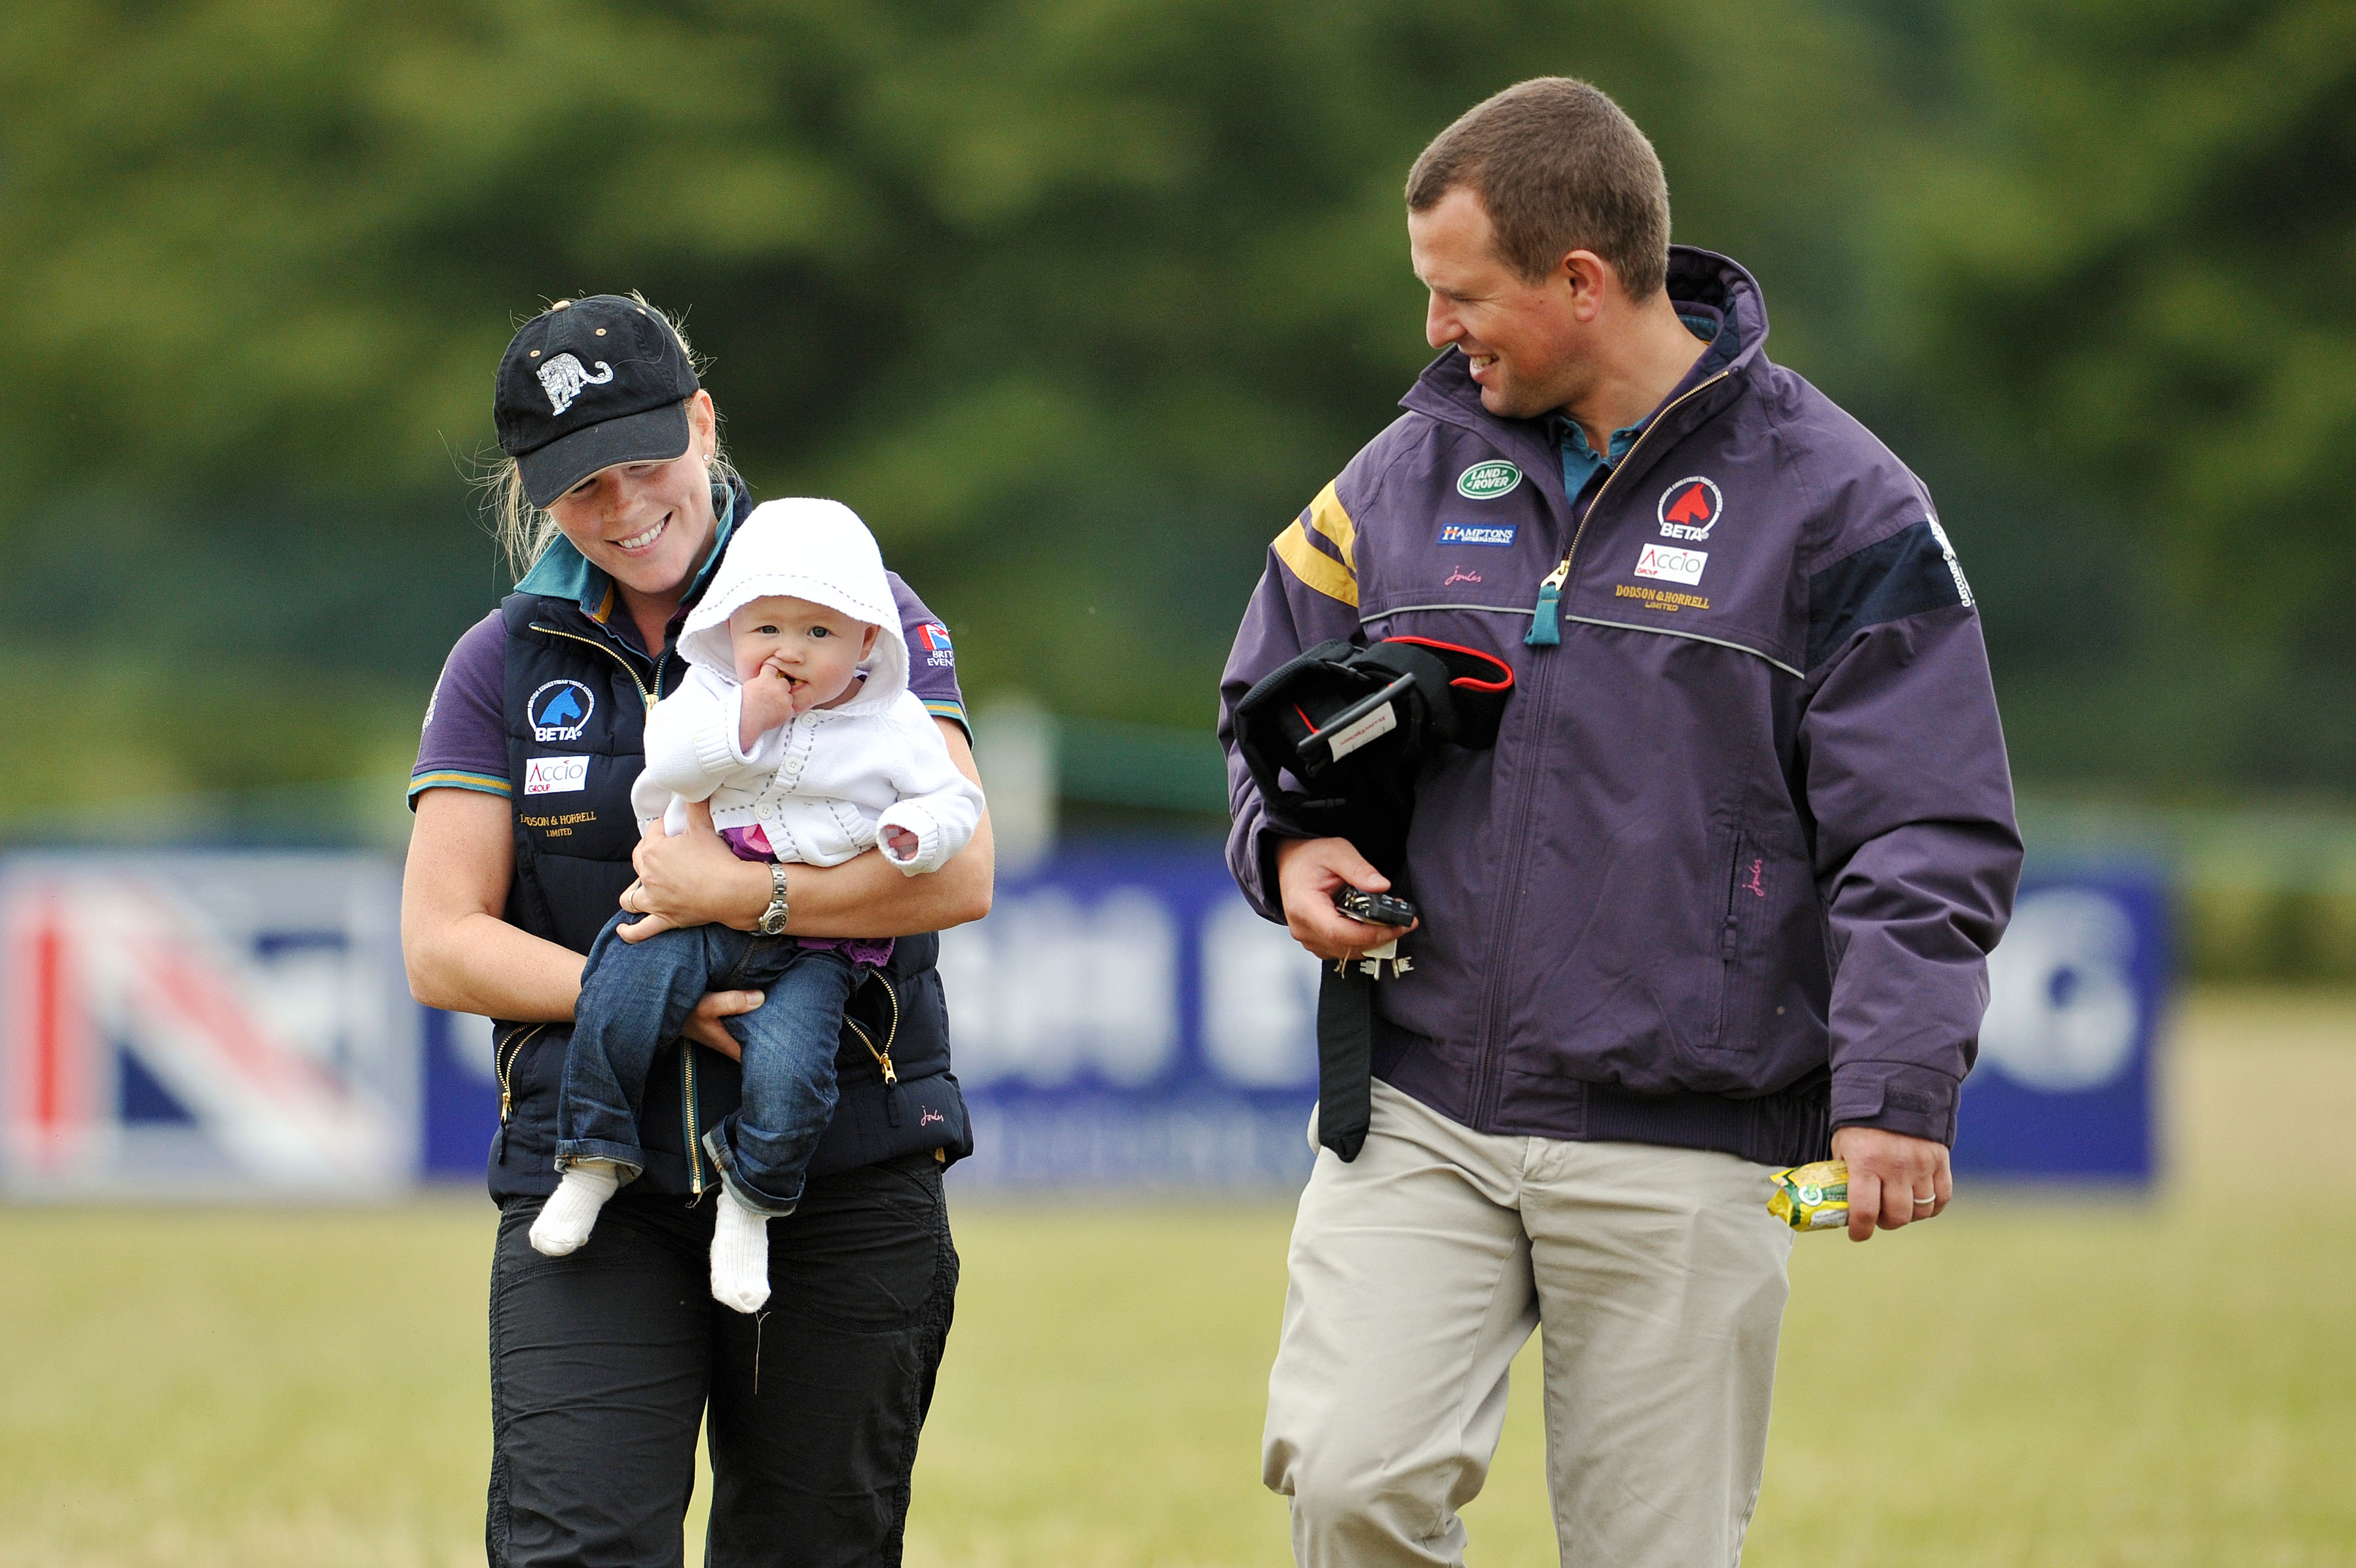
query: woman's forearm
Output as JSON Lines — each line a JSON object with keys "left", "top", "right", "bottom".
{"left": 629, "top": 717, "right": 996, "bottom": 939}
{"left": 786, "top": 836, "right": 993, "bottom": 937}
{"left": 409, "top": 911, "right": 584, "bottom": 1021}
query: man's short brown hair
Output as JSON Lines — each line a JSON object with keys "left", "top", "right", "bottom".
{"left": 1407, "top": 78, "right": 1670, "bottom": 300}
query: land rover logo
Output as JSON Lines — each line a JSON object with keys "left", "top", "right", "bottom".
{"left": 1456, "top": 461, "right": 1521, "bottom": 500}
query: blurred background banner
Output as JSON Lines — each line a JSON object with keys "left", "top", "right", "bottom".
{"left": 938, "top": 847, "right": 1323, "bottom": 1188}
{"left": 2, "top": 848, "right": 2168, "bottom": 1195}
{"left": 0, "top": 852, "right": 416, "bottom": 1197}
{"left": 1958, "top": 870, "right": 2168, "bottom": 1182}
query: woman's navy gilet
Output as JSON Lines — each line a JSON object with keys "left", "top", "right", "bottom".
{"left": 484, "top": 558, "right": 972, "bottom": 1203}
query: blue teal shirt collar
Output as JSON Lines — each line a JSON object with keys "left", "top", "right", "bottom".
{"left": 1554, "top": 307, "right": 1726, "bottom": 503}
{"left": 515, "top": 481, "right": 741, "bottom": 631}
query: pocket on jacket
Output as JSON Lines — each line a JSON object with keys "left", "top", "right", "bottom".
{"left": 1708, "top": 832, "right": 1813, "bottom": 1054}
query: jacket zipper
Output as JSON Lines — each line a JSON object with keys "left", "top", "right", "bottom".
{"left": 494, "top": 1025, "right": 546, "bottom": 1123}
{"left": 1524, "top": 371, "right": 1731, "bottom": 646}
{"left": 528, "top": 622, "right": 661, "bottom": 709}
{"left": 1719, "top": 836, "right": 1744, "bottom": 1043}
{"left": 528, "top": 619, "right": 707, "bottom": 1190}
{"left": 1471, "top": 369, "right": 1732, "bottom": 1127}
{"left": 844, "top": 974, "right": 904, "bottom": 1127}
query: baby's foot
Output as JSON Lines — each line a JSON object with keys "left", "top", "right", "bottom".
{"left": 529, "top": 1162, "right": 621, "bottom": 1256}
{"left": 710, "top": 1187, "right": 774, "bottom": 1313}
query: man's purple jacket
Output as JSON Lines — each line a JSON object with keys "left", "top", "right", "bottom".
{"left": 1217, "top": 247, "right": 2022, "bottom": 1169}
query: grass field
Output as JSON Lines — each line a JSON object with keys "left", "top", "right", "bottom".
{"left": 4, "top": 989, "right": 2353, "bottom": 1567}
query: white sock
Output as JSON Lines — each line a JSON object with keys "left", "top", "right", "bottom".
{"left": 710, "top": 1186, "right": 773, "bottom": 1313}
{"left": 528, "top": 1162, "right": 622, "bottom": 1257}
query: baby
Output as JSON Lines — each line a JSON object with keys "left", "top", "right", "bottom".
{"left": 528, "top": 498, "right": 984, "bottom": 1312}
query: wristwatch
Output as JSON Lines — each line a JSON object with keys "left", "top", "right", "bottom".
{"left": 757, "top": 864, "right": 790, "bottom": 936}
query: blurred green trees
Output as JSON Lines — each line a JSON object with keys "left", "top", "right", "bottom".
{"left": 0, "top": 0, "right": 2348, "bottom": 822}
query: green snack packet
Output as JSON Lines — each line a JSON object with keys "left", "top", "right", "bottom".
{"left": 1767, "top": 1159, "right": 1850, "bottom": 1231}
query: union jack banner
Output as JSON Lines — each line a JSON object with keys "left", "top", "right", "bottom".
{"left": 0, "top": 854, "right": 418, "bottom": 1195}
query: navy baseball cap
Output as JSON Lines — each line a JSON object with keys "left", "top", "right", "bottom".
{"left": 495, "top": 295, "right": 701, "bottom": 507}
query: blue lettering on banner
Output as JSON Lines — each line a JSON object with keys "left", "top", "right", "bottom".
{"left": 1955, "top": 871, "right": 2167, "bottom": 1182}
{"left": 1437, "top": 523, "right": 1518, "bottom": 547}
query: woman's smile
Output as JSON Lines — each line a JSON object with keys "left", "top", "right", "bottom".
{"left": 612, "top": 513, "right": 670, "bottom": 554}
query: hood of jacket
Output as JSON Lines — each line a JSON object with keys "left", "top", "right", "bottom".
{"left": 677, "top": 497, "right": 911, "bottom": 708}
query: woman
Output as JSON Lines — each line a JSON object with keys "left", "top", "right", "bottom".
{"left": 401, "top": 293, "right": 991, "bottom": 1568}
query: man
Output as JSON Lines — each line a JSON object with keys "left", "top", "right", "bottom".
{"left": 1217, "top": 79, "right": 2020, "bottom": 1566}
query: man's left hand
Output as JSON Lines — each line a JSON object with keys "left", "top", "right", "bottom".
{"left": 1828, "top": 1125, "right": 1952, "bottom": 1242}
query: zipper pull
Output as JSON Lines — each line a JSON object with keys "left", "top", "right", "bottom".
{"left": 1526, "top": 560, "right": 1570, "bottom": 646}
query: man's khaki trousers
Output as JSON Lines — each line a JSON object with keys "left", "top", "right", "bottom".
{"left": 1263, "top": 1082, "right": 1796, "bottom": 1567}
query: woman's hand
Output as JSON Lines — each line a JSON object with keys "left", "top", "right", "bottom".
{"left": 619, "top": 799, "right": 772, "bottom": 942}
{"left": 682, "top": 987, "right": 765, "bottom": 1060}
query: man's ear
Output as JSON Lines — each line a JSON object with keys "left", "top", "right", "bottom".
{"left": 1560, "top": 250, "right": 1611, "bottom": 321}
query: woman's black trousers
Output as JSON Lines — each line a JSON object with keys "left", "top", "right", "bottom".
{"left": 486, "top": 1152, "right": 958, "bottom": 1567}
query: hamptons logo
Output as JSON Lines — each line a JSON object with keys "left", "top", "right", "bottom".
{"left": 1633, "top": 543, "right": 1708, "bottom": 587}
{"left": 529, "top": 680, "right": 596, "bottom": 742}
{"left": 1456, "top": 462, "right": 1521, "bottom": 500}
{"left": 1437, "top": 523, "right": 1518, "bottom": 547}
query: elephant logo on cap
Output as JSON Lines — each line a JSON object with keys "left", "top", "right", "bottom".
{"left": 538, "top": 352, "right": 614, "bottom": 416}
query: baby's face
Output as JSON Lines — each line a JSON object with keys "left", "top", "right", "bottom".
{"left": 728, "top": 595, "right": 880, "bottom": 714}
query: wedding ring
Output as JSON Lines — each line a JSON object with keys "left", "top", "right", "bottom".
{"left": 1912, "top": 1195, "right": 1938, "bottom": 1206}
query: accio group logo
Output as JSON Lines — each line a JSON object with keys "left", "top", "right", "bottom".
{"left": 528, "top": 680, "right": 596, "bottom": 744}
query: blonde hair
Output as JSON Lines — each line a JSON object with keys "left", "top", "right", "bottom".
{"left": 479, "top": 291, "right": 742, "bottom": 581}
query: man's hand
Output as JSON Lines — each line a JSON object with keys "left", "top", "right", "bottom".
{"left": 1275, "top": 837, "right": 1420, "bottom": 962}
{"left": 1829, "top": 1125, "right": 1953, "bottom": 1241}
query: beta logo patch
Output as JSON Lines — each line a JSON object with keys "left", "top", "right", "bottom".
{"left": 528, "top": 679, "right": 597, "bottom": 743}
{"left": 524, "top": 755, "right": 590, "bottom": 796}
{"left": 1456, "top": 461, "right": 1522, "bottom": 500}
{"left": 915, "top": 622, "right": 955, "bottom": 667}
{"left": 1437, "top": 522, "right": 1518, "bottom": 547}
{"left": 1657, "top": 477, "right": 1724, "bottom": 539}
{"left": 1634, "top": 543, "right": 1708, "bottom": 587}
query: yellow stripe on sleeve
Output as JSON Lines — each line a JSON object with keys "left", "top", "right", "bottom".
{"left": 407, "top": 769, "right": 513, "bottom": 799}
{"left": 1304, "top": 481, "right": 1355, "bottom": 572}
{"left": 1272, "top": 520, "right": 1359, "bottom": 608}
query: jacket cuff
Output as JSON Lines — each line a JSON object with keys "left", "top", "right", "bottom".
{"left": 692, "top": 689, "right": 748, "bottom": 780}
{"left": 877, "top": 804, "right": 944, "bottom": 876}
{"left": 1830, "top": 1060, "right": 1962, "bottom": 1145}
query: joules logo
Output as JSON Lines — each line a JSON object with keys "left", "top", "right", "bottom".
{"left": 1633, "top": 543, "right": 1708, "bottom": 587}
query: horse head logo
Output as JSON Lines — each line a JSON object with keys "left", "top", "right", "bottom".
{"left": 538, "top": 353, "right": 615, "bottom": 416}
